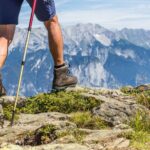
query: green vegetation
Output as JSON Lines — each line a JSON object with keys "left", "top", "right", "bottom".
{"left": 21, "top": 91, "right": 101, "bottom": 114}
{"left": 21, "top": 124, "right": 57, "bottom": 145}
{"left": 123, "top": 111, "right": 150, "bottom": 150}
{"left": 121, "top": 86, "right": 150, "bottom": 109}
{"left": 70, "top": 111, "right": 108, "bottom": 129}
{"left": 129, "top": 111, "right": 150, "bottom": 132}
{"left": 21, "top": 125, "right": 87, "bottom": 145}
{"left": 2, "top": 91, "right": 101, "bottom": 122}
{"left": 2, "top": 103, "right": 19, "bottom": 121}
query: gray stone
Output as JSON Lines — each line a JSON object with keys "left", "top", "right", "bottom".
{"left": 135, "top": 84, "right": 150, "bottom": 91}
{"left": 0, "top": 96, "right": 26, "bottom": 107}
{"left": 0, "top": 112, "right": 76, "bottom": 144}
{"left": 81, "top": 93, "right": 149, "bottom": 126}
{"left": 83, "top": 129, "right": 131, "bottom": 144}
{"left": 106, "top": 138, "right": 130, "bottom": 149}
{"left": 0, "top": 143, "right": 89, "bottom": 150}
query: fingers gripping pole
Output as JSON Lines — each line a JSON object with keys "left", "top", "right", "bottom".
{"left": 10, "top": 0, "right": 37, "bottom": 126}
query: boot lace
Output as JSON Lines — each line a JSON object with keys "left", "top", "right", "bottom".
{"left": 67, "top": 63, "right": 72, "bottom": 76}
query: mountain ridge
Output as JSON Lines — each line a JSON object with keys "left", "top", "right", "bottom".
{"left": 2, "top": 23, "right": 150, "bottom": 96}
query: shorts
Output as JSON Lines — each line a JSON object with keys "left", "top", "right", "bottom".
{"left": 0, "top": 0, "right": 56, "bottom": 24}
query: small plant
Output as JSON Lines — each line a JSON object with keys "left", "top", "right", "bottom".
{"left": 123, "top": 131, "right": 150, "bottom": 150}
{"left": 122, "top": 111, "right": 150, "bottom": 150}
{"left": 70, "top": 111, "right": 108, "bottom": 129}
{"left": 129, "top": 111, "right": 150, "bottom": 132}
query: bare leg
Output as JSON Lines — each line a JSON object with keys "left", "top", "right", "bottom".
{"left": 0, "top": 25, "right": 16, "bottom": 69}
{"left": 44, "top": 16, "right": 64, "bottom": 66}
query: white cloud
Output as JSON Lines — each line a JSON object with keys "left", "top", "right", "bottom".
{"left": 18, "top": 0, "right": 150, "bottom": 30}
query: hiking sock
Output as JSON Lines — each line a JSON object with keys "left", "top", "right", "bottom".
{"left": 54, "top": 63, "right": 65, "bottom": 69}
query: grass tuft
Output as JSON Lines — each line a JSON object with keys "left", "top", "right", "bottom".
{"left": 70, "top": 111, "right": 108, "bottom": 129}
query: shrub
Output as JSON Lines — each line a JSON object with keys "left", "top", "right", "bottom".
{"left": 21, "top": 91, "right": 101, "bottom": 114}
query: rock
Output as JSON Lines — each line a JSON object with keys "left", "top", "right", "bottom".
{"left": 0, "top": 112, "right": 76, "bottom": 144}
{"left": 33, "top": 143, "right": 89, "bottom": 150}
{"left": 135, "top": 84, "right": 150, "bottom": 92}
{"left": 81, "top": 93, "right": 149, "bottom": 125}
{"left": 87, "top": 143, "right": 104, "bottom": 150}
{"left": 114, "top": 124, "right": 131, "bottom": 130}
{"left": 52, "top": 135, "right": 77, "bottom": 144}
{"left": 0, "top": 143, "right": 89, "bottom": 150}
{"left": 83, "top": 129, "right": 131, "bottom": 144}
{"left": 65, "top": 86, "right": 87, "bottom": 92}
{"left": 0, "top": 96, "right": 26, "bottom": 107}
{"left": 83, "top": 129, "right": 131, "bottom": 150}
{"left": 0, "top": 87, "right": 149, "bottom": 150}
{"left": 0, "top": 143, "right": 24, "bottom": 150}
{"left": 106, "top": 138, "right": 130, "bottom": 149}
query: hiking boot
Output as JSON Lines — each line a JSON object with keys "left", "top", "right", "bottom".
{"left": 52, "top": 64, "right": 78, "bottom": 90}
{"left": 0, "top": 73, "right": 6, "bottom": 96}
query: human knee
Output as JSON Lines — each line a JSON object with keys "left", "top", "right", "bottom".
{"left": 0, "top": 25, "right": 15, "bottom": 45}
{"left": 44, "top": 15, "right": 59, "bottom": 29}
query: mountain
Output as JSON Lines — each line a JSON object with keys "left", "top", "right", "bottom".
{"left": 2, "top": 23, "right": 150, "bottom": 96}
{"left": 116, "top": 28, "right": 150, "bottom": 49}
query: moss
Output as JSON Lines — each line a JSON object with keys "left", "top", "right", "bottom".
{"left": 2, "top": 103, "right": 19, "bottom": 121}
{"left": 70, "top": 111, "right": 108, "bottom": 129}
{"left": 21, "top": 91, "right": 101, "bottom": 114}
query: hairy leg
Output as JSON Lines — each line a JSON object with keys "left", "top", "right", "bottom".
{"left": 0, "top": 25, "right": 16, "bottom": 69}
{"left": 44, "top": 16, "right": 64, "bottom": 66}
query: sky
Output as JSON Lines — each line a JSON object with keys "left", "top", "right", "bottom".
{"left": 19, "top": 0, "right": 150, "bottom": 30}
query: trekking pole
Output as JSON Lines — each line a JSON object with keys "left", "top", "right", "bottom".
{"left": 10, "top": 0, "right": 37, "bottom": 126}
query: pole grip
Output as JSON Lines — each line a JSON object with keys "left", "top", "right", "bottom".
{"left": 28, "top": 0, "right": 37, "bottom": 30}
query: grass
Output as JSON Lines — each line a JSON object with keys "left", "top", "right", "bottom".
{"left": 70, "top": 111, "right": 108, "bottom": 130}
{"left": 122, "top": 111, "right": 150, "bottom": 150}
{"left": 129, "top": 111, "right": 150, "bottom": 133}
{"left": 121, "top": 86, "right": 150, "bottom": 109}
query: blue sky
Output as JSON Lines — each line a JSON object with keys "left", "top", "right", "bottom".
{"left": 19, "top": 0, "right": 150, "bottom": 29}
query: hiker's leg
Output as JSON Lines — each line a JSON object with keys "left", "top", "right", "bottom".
{"left": 27, "top": 0, "right": 78, "bottom": 89}
{"left": 0, "top": 25, "right": 16, "bottom": 69}
{"left": 44, "top": 16, "right": 77, "bottom": 89}
{"left": 0, "top": 0, "right": 23, "bottom": 69}
{"left": 26, "top": 0, "right": 64, "bottom": 66}
{"left": 44, "top": 16, "right": 64, "bottom": 66}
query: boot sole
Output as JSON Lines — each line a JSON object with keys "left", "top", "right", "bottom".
{"left": 52, "top": 83, "right": 77, "bottom": 91}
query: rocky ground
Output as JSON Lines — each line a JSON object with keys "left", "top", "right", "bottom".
{"left": 0, "top": 85, "right": 150, "bottom": 150}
